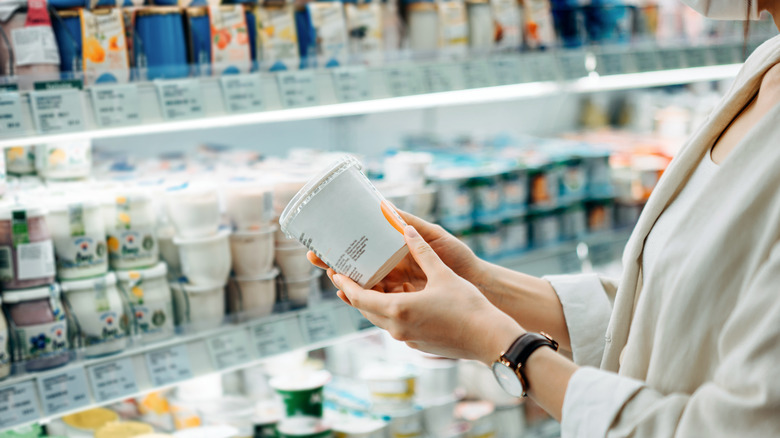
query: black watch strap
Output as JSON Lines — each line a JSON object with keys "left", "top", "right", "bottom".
{"left": 502, "top": 332, "right": 559, "bottom": 395}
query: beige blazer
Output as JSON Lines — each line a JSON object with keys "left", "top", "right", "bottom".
{"left": 547, "top": 34, "right": 780, "bottom": 437}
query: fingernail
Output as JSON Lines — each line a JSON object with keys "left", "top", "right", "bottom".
{"left": 332, "top": 274, "right": 342, "bottom": 287}
{"left": 404, "top": 225, "right": 418, "bottom": 238}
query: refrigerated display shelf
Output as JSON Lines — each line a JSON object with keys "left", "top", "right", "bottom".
{"left": 0, "top": 300, "right": 373, "bottom": 432}
{"left": 0, "top": 41, "right": 756, "bottom": 149}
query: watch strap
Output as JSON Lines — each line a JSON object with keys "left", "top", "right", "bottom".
{"left": 501, "top": 332, "right": 559, "bottom": 395}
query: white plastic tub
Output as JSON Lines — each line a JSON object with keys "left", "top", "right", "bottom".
{"left": 280, "top": 155, "right": 408, "bottom": 289}
{"left": 34, "top": 140, "right": 92, "bottom": 180}
{"left": 164, "top": 182, "right": 221, "bottom": 238}
{"left": 360, "top": 363, "right": 417, "bottom": 410}
{"left": 224, "top": 179, "right": 275, "bottom": 231}
{"left": 284, "top": 270, "right": 321, "bottom": 307}
{"left": 274, "top": 243, "right": 312, "bottom": 280}
{"left": 230, "top": 227, "right": 275, "bottom": 277}
{"left": 104, "top": 190, "right": 159, "bottom": 270}
{"left": 228, "top": 268, "right": 278, "bottom": 319}
{"left": 173, "top": 282, "right": 226, "bottom": 331}
{"left": 115, "top": 262, "right": 175, "bottom": 343}
{"left": 174, "top": 229, "right": 231, "bottom": 286}
{"left": 46, "top": 198, "right": 109, "bottom": 280}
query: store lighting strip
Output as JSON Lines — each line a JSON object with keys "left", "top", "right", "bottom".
{"left": 0, "top": 63, "right": 741, "bottom": 148}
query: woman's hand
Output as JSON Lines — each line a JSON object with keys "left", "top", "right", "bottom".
{"left": 307, "top": 209, "right": 486, "bottom": 293}
{"left": 331, "top": 225, "right": 525, "bottom": 365}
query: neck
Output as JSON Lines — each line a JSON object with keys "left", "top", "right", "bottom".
{"left": 759, "top": 0, "right": 780, "bottom": 31}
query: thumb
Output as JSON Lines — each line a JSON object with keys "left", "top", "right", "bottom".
{"left": 404, "top": 225, "right": 448, "bottom": 278}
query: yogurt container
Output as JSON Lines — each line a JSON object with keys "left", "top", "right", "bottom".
{"left": 34, "top": 141, "right": 92, "bottom": 181}
{"left": 284, "top": 270, "right": 321, "bottom": 307}
{"left": 360, "top": 363, "right": 417, "bottom": 410}
{"left": 60, "top": 408, "right": 120, "bottom": 437}
{"left": 172, "top": 425, "right": 240, "bottom": 438}
{"left": 386, "top": 409, "right": 424, "bottom": 438}
{"left": 171, "top": 281, "right": 226, "bottom": 331}
{"left": 199, "top": 396, "right": 256, "bottom": 436}
{"left": 94, "top": 421, "right": 154, "bottom": 438}
{"left": 105, "top": 191, "right": 159, "bottom": 270}
{"left": 0, "top": 297, "right": 10, "bottom": 379}
{"left": 230, "top": 227, "right": 276, "bottom": 277}
{"left": 61, "top": 273, "right": 128, "bottom": 357}
{"left": 270, "top": 370, "right": 331, "bottom": 418}
{"left": 164, "top": 182, "right": 221, "bottom": 238}
{"left": 276, "top": 417, "right": 332, "bottom": 438}
{"left": 4, "top": 284, "right": 69, "bottom": 371}
{"left": 331, "top": 417, "right": 387, "bottom": 438}
{"left": 228, "top": 268, "right": 278, "bottom": 319}
{"left": 0, "top": 205, "right": 56, "bottom": 290}
{"left": 275, "top": 243, "right": 313, "bottom": 280}
{"left": 224, "top": 180, "right": 275, "bottom": 231}
{"left": 280, "top": 156, "right": 409, "bottom": 289}
{"left": 116, "top": 263, "right": 175, "bottom": 343}
{"left": 47, "top": 199, "right": 109, "bottom": 280}
{"left": 5, "top": 147, "right": 35, "bottom": 175}
{"left": 382, "top": 152, "right": 432, "bottom": 188}
{"left": 174, "top": 229, "right": 232, "bottom": 286}
{"left": 455, "top": 401, "right": 495, "bottom": 438}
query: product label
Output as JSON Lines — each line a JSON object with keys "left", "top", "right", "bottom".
{"left": 155, "top": 80, "right": 206, "bottom": 120}
{"left": 11, "top": 26, "right": 60, "bottom": 66}
{"left": 421, "top": 63, "right": 459, "bottom": 93}
{"left": 633, "top": 49, "right": 660, "bottom": 72}
{"left": 35, "top": 141, "right": 91, "bottom": 175}
{"left": 53, "top": 234, "right": 108, "bottom": 276}
{"left": 29, "top": 89, "right": 85, "bottom": 134}
{"left": 90, "top": 84, "right": 141, "bottom": 127}
{"left": 0, "top": 381, "right": 40, "bottom": 428}
{"left": 219, "top": 74, "right": 265, "bottom": 113}
{"left": 331, "top": 66, "right": 371, "bottom": 102}
{"left": 129, "top": 302, "right": 172, "bottom": 336}
{"left": 384, "top": 65, "right": 423, "bottom": 97}
{"left": 0, "top": 91, "right": 24, "bottom": 136}
{"left": 300, "top": 310, "right": 338, "bottom": 344}
{"left": 256, "top": 5, "right": 300, "bottom": 71}
{"left": 107, "top": 228, "right": 157, "bottom": 268}
{"left": 206, "top": 329, "right": 253, "bottom": 370}
{"left": 523, "top": 53, "right": 557, "bottom": 82}
{"left": 16, "top": 241, "right": 56, "bottom": 281}
{"left": 87, "top": 357, "right": 138, "bottom": 402}
{"left": 145, "top": 344, "right": 193, "bottom": 387}
{"left": 345, "top": 3, "right": 383, "bottom": 67}
{"left": 683, "top": 47, "right": 710, "bottom": 68}
{"left": 658, "top": 48, "right": 684, "bottom": 70}
{"left": 711, "top": 44, "right": 738, "bottom": 65}
{"left": 309, "top": 3, "right": 349, "bottom": 67}
{"left": 80, "top": 9, "right": 130, "bottom": 85}
{"left": 491, "top": 0, "right": 522, "bottom": 50}
{"left": 36, "top": 368, "right": 90, "bottom": 416}
{"left": 596, "top": 50, "right": 630, "bottom": 76}
{"left": 209, "top": 5, "right": 252, "bottom": 75}
{"left": 490, "top": 56, "right": 522, "bottom": 85}
{"left": 14, "top": 320, "right": 68, "bottom": 362}
{"left": 524, "top": 0, "right": 556, "bottom": 49}
{"left": 252, "top": 318, "right": 301, "bottom": 358}
{"left": 461, "top": 61, "right": 492, "bottom": 89}
{"left": 276, "top": 70, "right": 318, "bottom": 108}
{"left": 5, "top": 146, "right": 35, "bottom": 175}
{"left": 437, "top": 1, "right": 468, "bottom": 60}
{"left": 558, "top": 51, "right": 588, "bottom": 79}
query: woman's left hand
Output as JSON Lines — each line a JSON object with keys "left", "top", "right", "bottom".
{"left": 331, "top": 225, "right": 525, "bottom": 365}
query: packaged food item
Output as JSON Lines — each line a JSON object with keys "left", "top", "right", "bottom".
{"left": 134, "top": 7, "right": 189, "bottom": 80}
{"left": 4, "top": 284, "right": 69, "bottom": 371}
{"left": 431, "top": 169, "right": 475, "bottom": 228}
{"left": 466, "top": 0, "right": 493, "bottom": 50}
{"left": 558, "top": 204, "right": 587, "bottom": 240}
{"left": 500, "top": 169, "right": 528, "bottom": 216}
{"left": 345, "top": 1, "right": 383, "bottom": 66}
{"left": 105, "top": 192, "right": 159, "bottom": 270}
{"left": 502, "top": 217, "right": 529, "bottom": 254}
{"left": 116, "top": 263, "right": 175, "bottom": 343}
{"left": 0, "top": 1, "right": 61, "bottom": 90}
{"left": 230, "top": 227, "right": 275, "bottom": 277}
{"left": 34, "top": 140, "right": 92, "bottom": 181}
{"left": 164, "top": 182, "right": 221, "bottom": 239}
{"left": 583, "top": 1, "right": 632, "bottom": 44}
{"left": 386, "top": 409, "right": 424, "bottom": 438}
{"left": 437, "top": 0, "right": 469, "bottom": 59}
{"left": 473, "top": 223, "right": 503, "bottom": 260}
{"left": 94, "top": 421, "right": 154, "bottom": 438}
{"left": 270, "top": 370, "right": 331, "bottom": 418}
{"left": 60, "top": 408, "right": 120, "bottom": 437}
{"left": 209, "top": 5, "right": 252, "bottom": 75}
{"left": 550, "top": 0, "right": 585, "bottom": 48}
{"left": 360, "top": 363, "right": 416, "bottom": 410}
{"left": 297, "top": 2, "right": 349, "bottom": 68}
{"left": 275, "top": 243, "right": 311, "bottom": 280}
{"left": 455, "top": 401, "right": 496, "bottom": 438}
{"left": 174, "top": 229, "right": 231, "bottom": 286}
{"left": 254, "top": 4, "right": 300, "bottom": 71}
{"left": 331, "top": 417, "right": 388, "bottom": 438}
{"left": 4, "top": 147, "right": 35, "bottom": 176}
{"left": 50, "top": 9, "right": 82, "bottom": 77}
{"left": 47, "top": 198, "right": 109, "bottom": 280}
{"left": 529, "top": 210, "right": 559, "bottom": 247}
{"left": 61, "top": 272, "right": 128, "bottom": 357}
{"left": 521, "top": 0, "right": 556, "bottom": 49}
{"left": 586, "top": 198, "right": 614, "bottom": 233}
{"left": 279, "top": 155, "right": 408, "bottom": 289}
{"left": 171, "top": 281, "right": 226, "bottom": 330}
{"left": 527, "top": 163, "right": 559, "bottom": 208}
{"left": 185, "top": 6, "right": 212, "bottom": 76}
{"left": 284, "top": 270, "right": 320, "bottom": 308}
{"left": 224, "top": 179, "right": 275, "bottom": 231}
{"left": 470, "top": 174, "right": 503, "bottom": 225}
{"left": 227, "top": 268, "right": 278, "bottom": 319}
{"left": 491, "top": 0, "right": 523, "bottom": 50}
{"left": 198, "top": 396, "right": 256, "bottom": 436}
{"left": 0, "top": 297, "right": 10, "bottom": 379}
{"left": 0, "top": 204, "right": 57, "bottom": 290}
{"left": 79, "top": 8, "right": 130, "bottom": 85}
{"left": 407, "top": 2, "right": 438, "bottom": 53}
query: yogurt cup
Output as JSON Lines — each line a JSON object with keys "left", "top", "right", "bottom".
{"left": 94, "top": 421, "right": 154, "bottom": 438}
{"left": 174, "top": 229, "right": 232, "bottom": 286}
{"left": 224, "top": 179, "right": 275, "bottom": 231}
{"left": 270, "top": 370, "right": 331, "bottom": 418}
{"left": 230, "top": 227, "right": 276, "bottom": 277}
{"left": 382, "top": 152, "right": 433, "bottom": 188}
{"left": 276, "top": 417, "right": 332, "bottom": 438}
{"left": 0, "top": 204, "right": 56, "bottom": 290}
{"left": 284, "top": 270, "right": 321, "bottom": 307}
{"left": 331, "top": 417, "right": 388, "bottom": 438}
{"left": 173, "top": 281, "right": 226, "bottom": 331}
{"left": 421, "top": 396, "right": 457, "bottom": 438}
{"left": 280, "top": 156, "right": 408, "bottom": 289}
{"left": 360, "top": 363, "right": 417, "bottom": 410}
{"left": 386, "top": 409, "right": 423, "bottom": 438}
{"left": 275, "top": 243, "right": 313, "bottom": 280}
{"left": 5, "top": 146, "right": 35, "bottom": 175}
{"left": 60, "top": 408, "right": 119, "bottom": 437}
{"left": 157, "top": 227, "right": 181, "bottom": 276}
{"left": 104, "top": 191, "right": 159, "bottom": 270}
{"left": 60, "top": 272, "right": 129, "bottom": 357}
{"left": 164, "top": 182, "right": 221, "bottom": 239}
{"left": 415, "top": 357, "right": 459, "bottom": 403}
{"left": 34, "top": 141, "right": 92, "bottom": 181}
{"left": 455, "top": 401, "right": 495, "bottom": 438}
{"left": 199, "top": 396, "right": 257, "bottom": 437}
{"left": 115, "top": 263, "right": 175, "bottom": 343}
{"left": 172, "top": 425, "right": 240, "bottom": 438}
{"left": 46, "top": 199, "right": 109, "bottom": 280}
{"left": 228, "top": 268, "right": 278, "bottom": 319}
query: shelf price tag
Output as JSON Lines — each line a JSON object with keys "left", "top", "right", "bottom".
{"left": 145, "top": 344, "right": 193, "bottom": 387}
{"left": 90, "top": 84, "right": 141, "bottom": 128}
{"left": 421, "top": 64, "right": 460, "bottom": 93}
{"left": 558, "top": 51, "right": 589, "bottom": 80}
{"left": 0, "top": 381, "right": 40, "bottom": 429}
{"left": 632, "top": 49, "right": 660, "bottom": 72}
{"left": 658, "top": 48, "right": 685, "bottom": 70}
{"left": 461, "top": 61, "right": 492, "bottom": 89}
{"left": 276, "top": 71, "right": 318, "bottom": 108}
{"left": 0, "top": 86, "right": 24, "bottom": 137}
{"left": 523, "top": 54, "right": 558, "bottom": 82}
{"left": 36, "top": 368, "right": 90, "bottom": 416}
{"left": 219, "top": 74, "right": 265, "bottom": 113}
{"left": 252, "top": 319, "right": 298, "bottom": 358}
{"left": 87, "top": 357, "right": 139, "bottom": 403}
{"left": 207, "top": 329, "right": 253, "bottom": 370}
{"left": 300, "top": 309, "right": 339, "bottom": 344}
{"left": 710, "top": 44, "right": 739, "bottom": 65}
{"left": 331, "top": 66, "right": 371, "bottom": 102}
{"left": 385, "top": 65, "right": 423, "bottom": 97}
{"left": 155, "top": 79, "right": 205, "bottom": 121}
{"left": 683, "top": 47, "right": 711, "bottom": 67}
{"left": 30, "top": 83, "right": 85, "bottom": 134}
{"left": 596, "top": 51, "right": 630, "bottom": 76}
{"left": 490, "top": 56, "right": 522, "bottom": 85}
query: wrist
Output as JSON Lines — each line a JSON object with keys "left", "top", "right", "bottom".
{"left": 479, "top": 312, "right": 526, "bottom": 366}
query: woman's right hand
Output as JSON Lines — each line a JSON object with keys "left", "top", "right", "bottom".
{"left": 307, "top": 210, "right": 486, "bottom": 292}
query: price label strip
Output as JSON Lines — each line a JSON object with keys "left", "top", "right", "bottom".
{"left": 0, "top": 381, "right": 40, "bottom": 428}
{"left": 300, "top": 309, "right": 339, "bottom": 344}
{"left": 683, "top": 47, "right": 711, "bottom": 68}
{"left": 219, "top": 74, "right": 265, "bottom": 113}
{"left": 0, "top": 88, "right": 24, "bottom": 136}
{"left": 87, "top": 357, "right": 139, "bottom": 403}
{"left": 421, "top": 64, "right": 460, "bottom": 93}
{"left": 155, "top": 79, "right": 206, "bottom": 121}
{"left": 710, "top": 44, "right": 739, "bottom": 65}
{"left": 145, "top": 344, "right": 194, "bottom": 387}
{"left": 633, "top": 48, "right": 661, "bottom": 72}
{"left": 461, "top": 61, "right": 492, "bottom": 89}
{"left": 207, "top": 329, "right": 253, "bottom": 370}
{"left": 523, "top": 54, "right": 558, "bottom": 83}
{"left": 384, "top": 65, "right": 424, "bottom": 97}
{"left": 276, "top": 71, "right": 318, "bottom": 108}
{"left": 252, "top": 319, "right": 298, "bottom": 358}
{"left": 331, "top": 66, "right": 371, "bottom": 103}
{"left": 490, "top": 56, "right": 522, "bottom": 86}
{"left": 658, "top": 48, "right": 685, "bottom": 70}
{"left": 557, "top": 51, "right": 589, "bottom": 80}
{"left": 90, "top": 84, "right": 141, "bottom": 128}
{"left": 596, "top": 50, "right": 630, "bottom": 76}
{"left": 36, "top": 368, "right": 90, "bottom": 416}
{"left": 30, "top": 89, "right": 85, "bottom": 134}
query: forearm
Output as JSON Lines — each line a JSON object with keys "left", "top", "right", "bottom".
{"left": 473, "top": 262, "right": 572, "bottom": 351}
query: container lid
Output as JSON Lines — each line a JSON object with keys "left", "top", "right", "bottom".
{"left": 60, "top": 272, "right": 117, "bottom": 292}
{"left": 114, "top": 262, "right": 168, "bottom": 282}
{"left": 230, "top": 224, "right": 278, "bottom": 237}
{"left": 279, "top": 155, "right": 361, "bottom": 237}
{"left": 234, "top": 267, "right": 279, "bottom": 282}
{"left": 3, "top": 284, "right": 59, "bottom": 303}
{"left": 0, "top": 203, "right": 47, "bottom": 221}
{"left": 269, "top": 370, "right": 331, "bottom": 391}
{"left": 276, "top": 417, "right": 331, "bottom": 436}
{"left": 173, "top": 228, "right": 231, "bottom": 245}
{"left": 331, "top": 418, "right": 387, "bottom": 434}
{"left": 180, "top": 282, "right": 226, "bottom": 293}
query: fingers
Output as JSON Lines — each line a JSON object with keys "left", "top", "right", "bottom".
{"left": 397, "top": 209, "right": 435, "bottom": 233}
{"left": 307, "top": 251, "right": 328, "bottom": 270}
{"left": 333, "top": 274, "right": 397, "bottom": 316}
{"left": 403, "top": 225, "right": 449, "bottom": 279}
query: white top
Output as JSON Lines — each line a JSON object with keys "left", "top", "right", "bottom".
{"left": 642, "top": 151, "right": 719, "bottom": 280}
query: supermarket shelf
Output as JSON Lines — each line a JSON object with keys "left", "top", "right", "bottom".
{"left": 0, "top": 41, "right": 754, "bottom": 149}
{"left": 0, "top": 300, "right": 374, "bottom": 432}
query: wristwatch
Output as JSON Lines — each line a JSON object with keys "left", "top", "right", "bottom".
{"left": 492, "top": 332, "right": 558, "bottom": 397}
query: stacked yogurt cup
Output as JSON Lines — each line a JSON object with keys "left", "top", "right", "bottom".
{"left": 223, "top": 178, "right": 279, "bottom": 320}
{"left": 163, "top": 181, "right": 230, "bottom": 332}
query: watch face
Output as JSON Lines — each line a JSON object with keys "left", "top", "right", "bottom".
{"left": 492, "top": 361, "right": 524, "bottom": 397}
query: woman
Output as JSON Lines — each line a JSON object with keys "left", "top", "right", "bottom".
{"left": 310, "top": 1, "right": 780, "bottom": 436}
